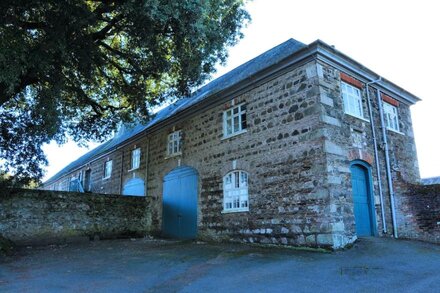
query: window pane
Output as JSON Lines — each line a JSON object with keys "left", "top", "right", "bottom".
{"left": 233, "top": 116, "right": 240, "bottom": 132}
{"left": 233, "top": 171, "right": 239, "bottom": 188}
{"left": 226, "top": 118, "right": 232, "bottom": 135}
{"left": 241, "top": 113, "right": 247, "bottom": 130}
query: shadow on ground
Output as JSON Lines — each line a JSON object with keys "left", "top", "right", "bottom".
{"left": 0, "top": 237, "right": 439, "bottom": 292}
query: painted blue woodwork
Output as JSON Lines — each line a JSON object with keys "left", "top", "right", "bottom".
{"left": 350, "top": 161, "right": 376, "bottom": 236}
{"left": 122, "top": 178, "right": 145, "bottom": 196}
{"left": 162, "top": 166, "right": 198, "bottom": 239}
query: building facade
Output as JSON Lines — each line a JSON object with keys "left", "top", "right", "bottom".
{"left": 43, "top": 39, "right": 421, "bottom": 249}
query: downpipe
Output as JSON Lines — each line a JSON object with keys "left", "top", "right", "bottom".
{"left": 376, "top": 88, "right": 398, "bottom": 238}
{"left": 365, "top": 78, "right": 387, "bottom": 234}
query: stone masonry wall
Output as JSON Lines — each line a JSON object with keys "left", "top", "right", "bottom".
{"left": 394, "top": 179, "right": 440, "bottom": 243}
{"left": 44, "top": 60, "right": 342, "bottom": 249}
{"left": 146, "top": 60, "right": 335, "bottom": 248}
{"left": 316, "top": 60, "right": 420, "bottom": 242}
{"left": 42, "top": 57, "right": 421, "bottom": 249}
{"left": 0, "top": 188, "right": 153, "bottom": 245}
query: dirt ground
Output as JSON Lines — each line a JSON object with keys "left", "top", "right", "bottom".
{"left": 0, "top": 237, "right": 439, "bottom": 292}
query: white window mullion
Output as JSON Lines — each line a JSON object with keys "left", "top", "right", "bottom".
{"left": 223, "top": 170, "right": 249, "bottom": 212}
{"left": 223, "top": 102, "right": 247, "bottom": 137}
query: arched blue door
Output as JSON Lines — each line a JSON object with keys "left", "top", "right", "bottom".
{"left": 122, "top": 178, "right": 145, "bottom": 196}
{"left": 162, "top": 166, "right": 198, "bottom": 239}
{"left": 350, "top": 162, "right": 376, "bottom": 236}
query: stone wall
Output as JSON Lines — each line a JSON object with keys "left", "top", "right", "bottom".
{"left": 42, "top": 60, "right": 341, "bottom": 248}
{"left": 316, "top": 60, "right": 420, "bottom": 242}
{"left": 146, "top": 60, "right": 333, "bottom": 248}
{"left": 41, "top": 57, "right": 422, "bottom": 249}
{"left": 395, "top": 180, "right": 440, "bottom": 243}
{"left": 0, "top": 188, "right": 153, "bottom": 245}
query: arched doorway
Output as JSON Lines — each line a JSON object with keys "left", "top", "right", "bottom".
{"left": 122, "top": 178, "right": 145, "bottom": 196}
{"left": 350, "top": 161, "right": 377, "bottom": 236}
{"left": 162, "top": 166, "right": 198, "bottom": 239}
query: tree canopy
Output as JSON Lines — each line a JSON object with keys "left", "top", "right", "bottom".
{"left": 0, "top": 0, "right": 250, "bottom": 185}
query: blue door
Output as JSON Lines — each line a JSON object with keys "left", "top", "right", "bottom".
{"left": 162, "top": 166, "right": 198, "bottom": 239}
{"left": 350, "top": 163, "right": 376, "bottom": 236}
{"left": 122, "top": 178, "right": 145, "bottom": 196}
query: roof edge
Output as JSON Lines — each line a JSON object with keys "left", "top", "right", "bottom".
{"left": 312, "top": 39, "right": 421, "bottom": 104}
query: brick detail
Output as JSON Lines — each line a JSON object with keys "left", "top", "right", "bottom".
{"left": 381, "top": 93, "right": 400, "bottom": 107}
{"left": 348, "top": 149, "right": 374, "bottom": 165}
{"left": 340, "top": 72, "right": 363, "bottom": 89}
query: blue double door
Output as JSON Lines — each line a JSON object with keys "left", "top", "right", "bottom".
{"left": 162, "top": 166, "right": 198, "bottom": 239}
{"left": 350, "top": 163, "right": 376, "bottom": 236}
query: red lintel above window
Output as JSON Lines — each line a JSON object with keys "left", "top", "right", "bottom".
{"left": 340, "top": 72, "right": 363, "bottom": 89}
{"left": 381, "top": 93, "right": 399, "bottom": 107}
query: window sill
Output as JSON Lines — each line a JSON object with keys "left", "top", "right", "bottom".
{"left": 127, "top": 167, "right": 139, "bottom": 172}
{"left": 102, "top": 176, "right": 111, "bottom": 181}
{"left": 221, "top": 129, "right": 247, "bottom": 140}
{"left": 222, "top": 208, "right": 249, "bottom": 214}
{"left": 386, "top": 128, "right": 405, "bottom": 135}
{"left": 344, "top": 113, "right": 370, "bottom": 123}
{"left": 165, "top": 152, "right": 182, "bottom": 159}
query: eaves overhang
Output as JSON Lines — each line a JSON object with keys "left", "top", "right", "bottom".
{"left": 312, "top": 40, "right": 421, "bottom": 105}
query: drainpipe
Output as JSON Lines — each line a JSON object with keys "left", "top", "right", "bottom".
{"left": 144, "top": 138, "right": 149, "bottom": 197}
{"left": 365, "top": 78, "right": 387, "bottom": 234}
{"left": 119, "top": 150, "right": 124, "bottom": 194}
{"left": 376, "top": 88, "right": 398, "bottom": 238}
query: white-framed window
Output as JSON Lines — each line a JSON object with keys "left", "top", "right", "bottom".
{"left": 131, "top": 148, "right": 141, "bottom": 170}
{"left": 383, "top": 102, "right": 400, "bottom": 132}
{"left": 223, "top": 103, "right": 247, "bottom": 137}
{"left": 103, "top": 160, "right": 112, "bottom": 179}
{"left": 223, "top": 170, "right": 249, "bottom": 212}
{"left": 167, "top": 130, "right": 182, "bottom": 156}
{"left": 341, "top": 82, "right": 364, "bottom": 118}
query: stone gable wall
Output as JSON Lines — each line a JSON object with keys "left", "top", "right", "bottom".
{"left": 0, "top": 188, "right": 153, "bottom": 245}
{"left": 316, "top": 60, "right": 420, "bottom": 241}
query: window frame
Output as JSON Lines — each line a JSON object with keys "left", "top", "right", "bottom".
{"left": 131, "top": 148, "right": 141, "bottom": 170}
{"left": 103, "top": 160, "right": 113, "bottom": 179}
{"left": 222, "top": 170, "right": 249, "bottom": 213}
{"left": 382, "top": 101, "right": 400, "bottom": 132}
{"left": 167, "top": 130, "right": 182, "bottom": 157}
{"left": 223, "top": 102, "right": 247, "bottom": 138}
{"left": 341, "top": 81, "right": 365, "bottom": 119}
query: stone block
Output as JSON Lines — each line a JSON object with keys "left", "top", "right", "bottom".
{"left": 324, "top": 140, "right": 346, "bottom": 156}
{"left": 321, "top": 115, "right": 341, "bottom": 127}
{"left": 317, "top": 234, "right": 333, "bottom": 245}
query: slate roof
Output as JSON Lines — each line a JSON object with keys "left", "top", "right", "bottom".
{"left": 421, "top": 176, "right": 440, "bottom": 185}
{"left": 44, "top": 38, "right": 307, "bottom": 184}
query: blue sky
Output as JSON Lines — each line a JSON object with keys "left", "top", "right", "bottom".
{"left": 43, "top": 0, "right": 440, "bottom": 180}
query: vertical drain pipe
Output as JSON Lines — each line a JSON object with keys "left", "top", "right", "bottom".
{"left": 365, "top": 78, "right": 387, "bottom": 234}
{"left": 377, "top": 88, "right": 398, "bottom": 238}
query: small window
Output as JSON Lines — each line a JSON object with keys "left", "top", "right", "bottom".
{"left": 383, "top": 102, "right": 400, "bottom": 132}
{"left": 104, "top": 160, "right": 112, "bottom": 179}
{"left": 341, "top": 82, "right": 364, "bottom": 118}
{"left": 167, "top": 130, "right": 182, "bottom": 156}
{"left": 131, "top": 148, "right": 141, "bottom": 170}
{"left": 223, "top": 170, "right": 249, "bottom": 212}
{"left": 223, "top": 103, "right": 247, "bottom": 137}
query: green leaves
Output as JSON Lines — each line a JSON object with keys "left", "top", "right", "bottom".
{"left": 0, "top": 0, "right": 250, "bottom": 184}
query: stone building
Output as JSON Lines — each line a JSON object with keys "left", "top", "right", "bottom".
{"left": 42, "top": 39, "right": 421, "bottom": 249}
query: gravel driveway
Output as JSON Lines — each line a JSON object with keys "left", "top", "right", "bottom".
{"left": 1, "top": 237, "right": 439, "bottom": 292}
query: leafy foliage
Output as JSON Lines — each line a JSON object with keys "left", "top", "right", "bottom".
{"left": 0, "top": 0, "right": 249, "bottom": 184}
